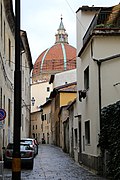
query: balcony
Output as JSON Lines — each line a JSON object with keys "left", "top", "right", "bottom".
{"left": 83, "top": 7, "right": 120, "bottom": 46}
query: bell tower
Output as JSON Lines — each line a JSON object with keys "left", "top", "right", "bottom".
{"left": 55, "top": 16, "right": 68, "bottom": 44}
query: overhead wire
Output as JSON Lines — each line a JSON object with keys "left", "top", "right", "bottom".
{"left": 34, "top": 56, "right": 77, "bottom": 70}
{"left": 5, "top": 59, "right": 31, "bottom": 69}
{"left": 0, "top": 52, "right": 14, "bottom": 90}
{"left": 64, "top": 0, "right": 86, "bottom": 31}
{"left": 34, "top": 1, "right": 82, "bottom": 72}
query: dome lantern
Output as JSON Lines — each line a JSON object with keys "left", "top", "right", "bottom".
{"left": 55, "top": 16, "right": 68, "bottom": 44}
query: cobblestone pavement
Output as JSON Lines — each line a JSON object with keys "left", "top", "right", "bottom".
{"left": 3, "top": 144, "right": 107, "bottom": 180}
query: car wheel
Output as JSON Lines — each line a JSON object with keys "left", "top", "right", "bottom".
{"left": 29, "top": 161, "right": 34, "bottom": 169}
{"left": 36, "top": 146, "right": 38, "bottom": 155}
{"left": 4, "top": 162, "right": 7, "bottom": 168}
{"left": 4, "top": 160, "right": 8, "bottom": 168}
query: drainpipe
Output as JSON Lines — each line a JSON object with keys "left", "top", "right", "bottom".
{"left": 91, "top": 41, "right": 120, "bottom": 131}
{"left": 93, "top": 59, "right": 102, "bottom": 130}
{"left": 91, "top": 41, "right": 102, "bottom": 130}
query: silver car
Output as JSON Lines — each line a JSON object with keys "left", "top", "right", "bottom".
{"left": 4, "top": 143, "right": 34, "bottom": 169}
{"left": 20, "top": 138, "right": 38, "bottom": 156}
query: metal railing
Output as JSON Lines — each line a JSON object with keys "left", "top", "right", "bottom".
{"left": 83, "top": 13, "right": 98, "bottom": 46}
{"left": 83, "top": 10, "right": 120, "bottom": 46}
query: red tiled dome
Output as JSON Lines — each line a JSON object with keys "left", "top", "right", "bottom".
{"left": 32, "top": 17, "right": 76, "bottom": 80}
{"left": 32, "top": 43, "right": 76, "bottom": 77}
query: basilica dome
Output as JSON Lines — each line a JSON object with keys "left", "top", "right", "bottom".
{"left": 32, "top": 17, "right": 76, "bottom": 81}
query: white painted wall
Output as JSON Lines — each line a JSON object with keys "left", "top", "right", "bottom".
{"left": 0, "top": 0, "right": 15, "bottom": 152}
{"left": 93, "top": 36, "right": 120, "bottom": 107}
{"left": 76, "top": 7, "right": 120, "bottom": 158}
{"left": 76, "top": 9, "right": 97, "bottom": 53}
{"left": 31, "top": 81, "right": 53, "bottom": 112}
{"left": 21, "top": 46, "right": 32, "bottom": 138}
{"left": 53, "top": 69, "right": 76, "bottom": 88}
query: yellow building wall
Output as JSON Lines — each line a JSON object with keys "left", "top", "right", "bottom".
{"left": 31, "top": 111, "right": 42, "bottom": 143}
{"left": 60, "top": 92, "right": 76, "bottom": 106}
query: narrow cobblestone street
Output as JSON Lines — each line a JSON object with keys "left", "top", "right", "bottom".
{"left": 3, "top": 144, "right": 107, "bottom": 180}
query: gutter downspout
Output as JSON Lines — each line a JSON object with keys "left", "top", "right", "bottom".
{"left": 91, "top": 41, "right": 120, "bottom": 131}
{"left": 93, "top": 59, "right": 102, "bottom": 130}
{"left": 91, "top": 41, "right": 102, "bottom": 131}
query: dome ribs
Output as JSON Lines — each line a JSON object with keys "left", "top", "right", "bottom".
{"left": 32, "top": 43, "right": 76, "bottom": 78}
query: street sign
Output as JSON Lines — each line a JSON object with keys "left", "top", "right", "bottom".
{"left": 0, "top": 109, "right": 6, "bottom": 121}
{"left": 0, "top": 120, "right": 5, "bottom": 129}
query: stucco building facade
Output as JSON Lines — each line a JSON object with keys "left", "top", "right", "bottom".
{"left": 76, "top": 4, "right": 120, "bottom": 173}
{"left": 0, "top": 0, "right": 32, "bottom": 159}
{"left": 31, "top": 17, "right": 76, "bottom": 142}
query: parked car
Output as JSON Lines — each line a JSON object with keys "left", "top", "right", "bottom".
{"left": 20, "top": 138, "right": 38, "bottom": 156}
{"left": 4, "top": 142, "right": 34, "bottom": 169}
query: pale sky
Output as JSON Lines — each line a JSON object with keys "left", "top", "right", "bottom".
{"left": 13, "top": 0, "right": 119, "bottom": 64}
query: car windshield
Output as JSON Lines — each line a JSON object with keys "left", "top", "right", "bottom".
{"left": 20, "top": 144, "right": 31, "bottom": 150}
{"left": 6, "top": 143, "right": 32, "bottom": 150}
{"left": 21, "top": 140, "right": 32, "bottom": 145}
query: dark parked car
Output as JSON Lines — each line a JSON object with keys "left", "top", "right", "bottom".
{"left": 4, "top": 143, "right": 34, "bottom": 169}
{"left": 20, "top": 138, "right": 38, "bottom": 156}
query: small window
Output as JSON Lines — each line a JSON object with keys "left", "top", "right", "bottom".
{"left": 1, "top": 4, "right": 2, "bottom": 38}
{"left": 36, "top": 125, "right": 37, "bottom": 129}
{"left": 83, "top": 136, "right": 85, "bottom": 151}
{"left": 41, "top": 114, "right": 44, "bottom": 121}
{"left": 33, "top": 125, "right": 34, "bottom": 130}
{"left": 8, "top": 99, "right": 11, "bottom": 127}
{"left": 8, "top": 38, "right": 11, "bottom": 66}
{"left": 21, "top": 114, "right": 23, "bottom": 130}
{"left": 47, "top": 87, "right": 50, "bottom": 92}
{"left": 0, "top": 88, "right": 2, "bottom": 108}
{"left": 74, "top": 129, "right": 78, "bottom": 147}
{"left": 41, "top": 114, "right": 46, "bottom": 121}
{"left": 4, "top": 21, "right": 5, "bottom": 53}
{"left": 46, "top": 97, "right": 49, "bottom": 101}
{"left": 44, "top": 114, "right": 46, "bottom": 120}
{"left": 84, "top": 66, "right": 89, "bottom": 90}
{"left": 3, "top": 95, "right": 5, "bottom": 109}
{"left": 85, "top": 120, "right": 90, "bottom": 144}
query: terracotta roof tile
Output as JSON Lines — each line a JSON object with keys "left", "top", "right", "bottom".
{"left": 32, "top": 43, "right": 76, "bottom": 76}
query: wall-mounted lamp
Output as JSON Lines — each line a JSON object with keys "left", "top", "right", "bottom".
{"left": 78, "top": 90, "right": 87, "bottom": 102}
{"left": 113, "top": 82, "right": 120, "bottom": 86}
{"left": 20, "top": 49, "right": 25, "bottom": 55}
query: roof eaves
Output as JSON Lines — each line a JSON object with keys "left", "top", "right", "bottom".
{"left": 76, "top": 6, "right": 102, "bottom": 13}
{"left": 59, "top": 90, "right": 77, "bottom": 93}
{"left": 49, "top": 89, "right": 58, "bottom": 99}
{"left": 78, "top": 30, "right": 120, "bottom": 57}
{"left": 78, "top": 35, "right": 92, "bottom": 57}
{"left": 56, "top": 82, "right": 77, "bottom": 90}
{"left": 20, "top": 30, "right": 33, "bottom": 70}
{"left": 67, "top": 98, "right": 76, "bottom": 110}
{"left": 40, "top": 99, "right": 52, "bottom": 108}
{"left": 58, "top": 105, "right": 68, "bottom": 116}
